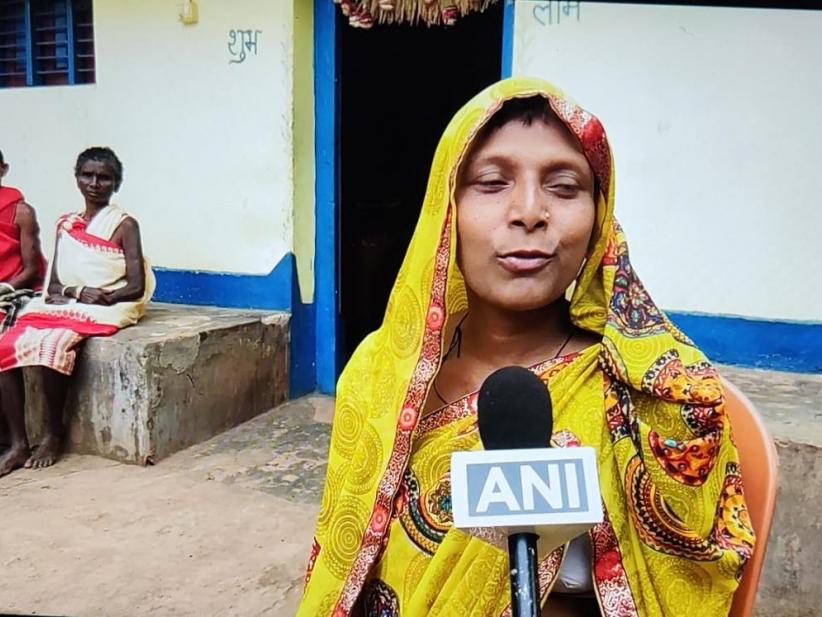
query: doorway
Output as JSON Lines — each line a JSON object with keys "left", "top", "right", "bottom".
{"left": 338, "top": 5, "right": 504, "bottom": 361}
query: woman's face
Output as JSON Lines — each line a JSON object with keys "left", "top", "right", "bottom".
{"left": 76, "top": 160, "right": 117, "bottom": 205}
{"left": 455, "top": 114, "right": 596, "bottom": 313}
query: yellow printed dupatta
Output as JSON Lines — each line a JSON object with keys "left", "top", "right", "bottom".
{"left": 298, "top": 77, "right": 755, "bottom": 617}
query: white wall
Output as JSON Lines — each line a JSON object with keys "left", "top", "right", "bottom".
{"left": 514, "top": 2, "right": 822, "bottom": 321}
{"left": 1, "top": 0, "right": 299, "bottom": 278}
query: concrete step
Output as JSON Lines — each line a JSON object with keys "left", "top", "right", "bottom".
{"left": 25, "top": 303, "right": 290, "bottom": 465}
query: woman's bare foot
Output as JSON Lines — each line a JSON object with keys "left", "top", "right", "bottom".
{"left": 0, "top": 446, "right": 30, "bottom": 477}
{"left": 25, "top": 434, "right": 62, "bottom": 469}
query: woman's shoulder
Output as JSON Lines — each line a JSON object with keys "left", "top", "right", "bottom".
{"left": 116, "top": 215, "right": 140, "bottom": 230}
{"left": 12, "top": 200, "right": 35, "bottom": 223}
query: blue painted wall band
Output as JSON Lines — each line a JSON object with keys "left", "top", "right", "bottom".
{"left": 153, "top": 260, "right": 292, "bottom": 311}
{"left": 153, "top": 258, "right": 822, "bottom": 378}
{"left": 668, "top": 312, "right": 822, "bottom": 374}
{"left": 314, "top": 0, "right": 339, "bottom": 395}
{"left": 153, "top": 254, "right": 318, "bottom": 397}
{"left": 501, "top": 0, "right": 515, "bottom": 78}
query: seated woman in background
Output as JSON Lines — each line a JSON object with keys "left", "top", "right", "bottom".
{"left": 298, "top": 78, "right": 755, "bottom": 617}
{"left": 0, "top": 149, "right": 47, "bottom": 330}
{"left": 0, "top": 147, "right": 154, "bottom": 477}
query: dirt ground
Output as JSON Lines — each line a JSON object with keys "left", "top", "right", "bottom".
{"left": 0, "top": 397, "right": 334, "bottom": 617}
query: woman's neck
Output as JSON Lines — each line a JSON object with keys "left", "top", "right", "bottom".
{"left": 459, "top": 296, "right": 574, "bottom": 368}
{"left": 83, "top": 201, "right": 109, "bottom": 219}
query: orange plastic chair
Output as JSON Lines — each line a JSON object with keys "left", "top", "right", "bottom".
{"left": 723, "top": 378, "right": 779, "bottom": 617}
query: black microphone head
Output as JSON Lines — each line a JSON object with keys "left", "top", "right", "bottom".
{"left": 477, "top": 366, "right": 553, "bottom": 450}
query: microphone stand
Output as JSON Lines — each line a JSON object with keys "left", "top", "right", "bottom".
{"left": 508, "top": 532, "right": 540, "bottom": 617}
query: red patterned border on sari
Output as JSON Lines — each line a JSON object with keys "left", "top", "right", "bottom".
{"left": 305, "top": 537, "right": 321, "bottom": 591}
{"left": 590, "top": 510, "right": 640, "bottom": 617}
{"left": 58, "top": 213, "right": 124, "bottom": 253}
{"left": 14, "top": 311, "right": 119, "bottom": 336}
{"left": 417, "top": 390, "right": 478, "bottom": 437}
{"left": 333, "top": 209, "right": 454, "bottom": 616}
{"left": 417, "top": 352, "right": 582, "bottom": 437}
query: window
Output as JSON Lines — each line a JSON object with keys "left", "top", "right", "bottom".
{"left": 0, "top": 0, "right": 94, "bottom": 88}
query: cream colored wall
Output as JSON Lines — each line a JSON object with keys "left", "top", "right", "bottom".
{"left": 514, "top": 2, "right": 822, "bottom": 321}
{"left": 292, "top": 0, "right": 315, "bottom": 303}
{"left": 0, "top": 0, "right": 306, "bottom": 283}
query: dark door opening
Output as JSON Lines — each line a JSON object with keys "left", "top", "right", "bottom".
{"left": 339, "top": 6, "right": 503, "bottom": 362}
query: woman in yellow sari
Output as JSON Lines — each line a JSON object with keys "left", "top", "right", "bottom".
{"left": 298, "top": 77, "right": 755, "bottom": 617}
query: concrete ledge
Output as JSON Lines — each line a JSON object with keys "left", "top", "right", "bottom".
{"left": 25, "top": 303, "right": 290, "bottom": 465}
{"left": 718, "top": 365, "right": 822, "bottom": 617}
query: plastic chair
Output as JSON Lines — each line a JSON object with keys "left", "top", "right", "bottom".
{"left": 723, "top": 378, "right": 779, "bottom": 617}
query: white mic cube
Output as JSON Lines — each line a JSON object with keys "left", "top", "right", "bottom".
{"left": 451, "top": 447, "right": 603, "bottom": 559}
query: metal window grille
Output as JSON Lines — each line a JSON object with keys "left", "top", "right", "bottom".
{"left": 0, "top": 0, "right": 94, "bottom": 88}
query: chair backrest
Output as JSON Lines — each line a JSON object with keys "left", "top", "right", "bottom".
{"left": 723, "top": 378, "right": 779, "bottom": 617}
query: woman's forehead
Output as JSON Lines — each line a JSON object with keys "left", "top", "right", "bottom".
{"left": 78, "top": 160, "right": 114, "bottom": 173}
{"left": 463, "top": 117, "right": 591, "bottom": 172}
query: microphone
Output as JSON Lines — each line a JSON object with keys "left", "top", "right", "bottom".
{"left": 450, "top": 366, "right": 603, "bottom": 617}
{"left": 477, "top": 365, "right": 554, "bottom": 450}
{"left": 478, "top": 366, "right": 553, "bottom": 617}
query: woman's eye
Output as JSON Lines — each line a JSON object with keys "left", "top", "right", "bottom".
{"left": 548, "top": 183, "right": 581, "bottom": 197}
{"left": 475, "top": 178, "right": 507, "bottom": 190}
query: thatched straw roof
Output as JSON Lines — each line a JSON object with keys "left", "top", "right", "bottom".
{"left": 335, "top": 0, "right": 500, "bottom": 28}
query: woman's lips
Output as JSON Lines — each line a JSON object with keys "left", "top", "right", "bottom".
{"left": 496, "top": 251, "right": 555, "bottom": 274}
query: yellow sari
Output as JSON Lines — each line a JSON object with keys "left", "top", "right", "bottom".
{"left": 298, "top": 77, "right": 755, "bottom": 617}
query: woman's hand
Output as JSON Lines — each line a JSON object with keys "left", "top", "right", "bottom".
{"left": 78, "top": 287, "right": 112, "bottom": 305}
{"left": 45, "top": 294, "right": 71, "bottom": 305}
